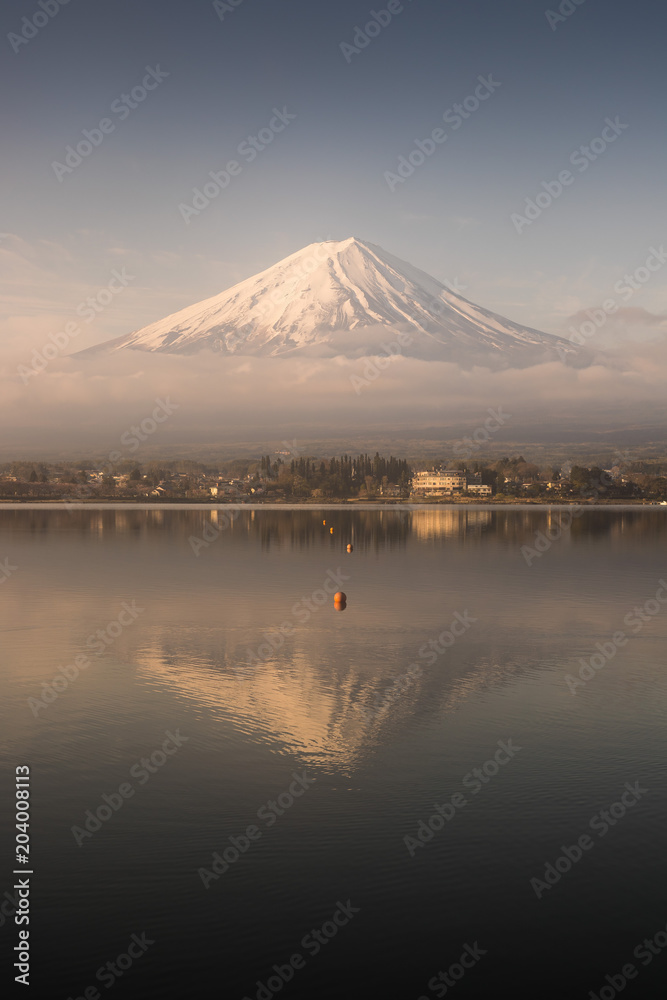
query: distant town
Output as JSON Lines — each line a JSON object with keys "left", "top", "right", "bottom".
{"left": 2, "top": 452, "right": 667, "bottom": 503}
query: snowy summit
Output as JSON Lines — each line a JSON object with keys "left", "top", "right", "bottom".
{"left": 76, "top": 238, "right": 578, "bottom": 366}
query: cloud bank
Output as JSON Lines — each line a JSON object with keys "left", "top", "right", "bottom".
{"left": 2, "top": 336, "right": 667, "bottom": 458}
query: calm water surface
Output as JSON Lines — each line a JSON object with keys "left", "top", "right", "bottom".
{"left": 1, "top": 506, "right": 667, "bottom": 998}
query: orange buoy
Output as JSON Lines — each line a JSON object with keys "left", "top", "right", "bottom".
{"left": 346, "top": 544, "right": 353, "bottom": 552}
{"left": 334, "top": 592, "right": 347, "bottom": 602}
{"left": 330, "top": 527, "right": 334, "bottom": 534}
{"left": 323, "top": 520, "right": 326, "bottom": 525}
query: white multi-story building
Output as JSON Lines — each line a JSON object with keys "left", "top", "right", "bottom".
{"left": 411, "top": 470, "right": 491, "bottom": 496}
{"left": 412, "top": 470, "right": 467, "bottom": 495}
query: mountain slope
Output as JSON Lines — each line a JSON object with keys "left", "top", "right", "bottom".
{"left": 75, "top": 238, "right": 579, "bottom": 366}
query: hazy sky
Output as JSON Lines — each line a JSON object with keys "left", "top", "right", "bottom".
{"left": 2, "top": 0, "right": 666, "bottom": 349}
{"left": 1, "top": 0, "right": 666, "bottom": 457}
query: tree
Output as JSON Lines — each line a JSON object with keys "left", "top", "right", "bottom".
{"left": 291, "top": 476, "right": 310, "bottom": 497}
{"left": 482, "top": 468, "right": 498, "bottom": 491}
{"left": 570, "top": 466, "right": 591, "bottom": 488}
{"left": 361, "top": 475, "right": 376, "bottom": 498}
{"left": 646, "top": 477, "right": 667, "bottom": 499}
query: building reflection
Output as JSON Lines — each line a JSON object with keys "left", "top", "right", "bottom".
{"left": 3, "top": 504, "right": 666, "bottom": 551}
{"left": 410, "top": 509, "right": 492, "bottom": 539}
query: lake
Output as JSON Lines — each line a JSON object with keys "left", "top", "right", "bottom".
{"left": 1, "top": 505, "right": 666, "bottom": 998}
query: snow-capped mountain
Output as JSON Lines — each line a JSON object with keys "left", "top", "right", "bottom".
{"left": 76, "top": 238, "right": 578, "bottom": 365}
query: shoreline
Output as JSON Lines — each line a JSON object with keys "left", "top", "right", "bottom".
{"left": 0, "top": 500, "right": 665, "bottom": 511}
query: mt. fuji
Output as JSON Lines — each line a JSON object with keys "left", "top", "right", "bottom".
{"left": 76, "top": 238, "right": 579, "bottom": 367}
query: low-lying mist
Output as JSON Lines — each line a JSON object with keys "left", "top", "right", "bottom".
{"left": 2, "top": 337, "right": 667, "bottom": 459}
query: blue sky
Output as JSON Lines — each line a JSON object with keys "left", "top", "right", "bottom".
{"left": 1, "top": 0, "right": 667, "bottom": 455}
{"left": 1, "top": 0, "right": 665, "bottom": 350}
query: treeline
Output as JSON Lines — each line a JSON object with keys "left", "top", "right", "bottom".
{"left": 0, "top": 452, "right": 412, "bottom": 500}
{"left": 261, "top": 452, "right": 411, "bottom": 498}
{"left": 4, "top": 453, "right": 667, "bottom": 501}
{"left": 1, "top": 457, "right": 263, "bottom": 482}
